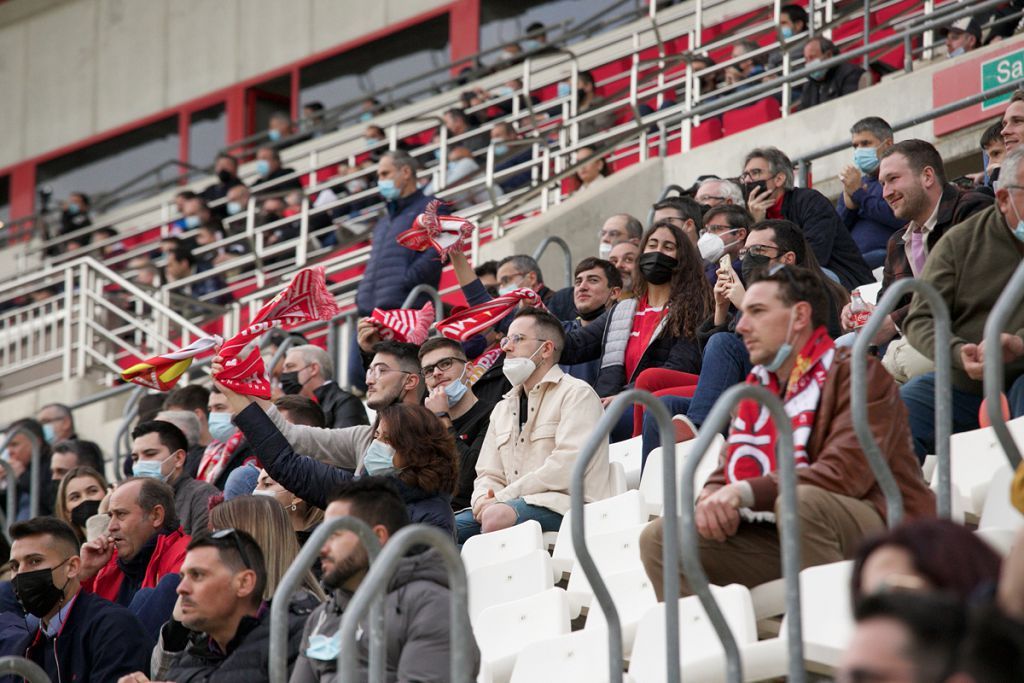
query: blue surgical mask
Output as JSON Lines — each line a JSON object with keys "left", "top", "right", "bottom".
{"left": 1007, "top": 190, "right": 1024, "bottom": 243}
{"left": 762, "top": 311, "right": 796, "bottom": 374}
{"left": 949, "top": 46, "right": 966, "bottom": 59}
{"left": 364, "top": 137, "right": 378, "bottom": 148}
{"left": 305, "top": 632, "right": 342, "bottom": 661}
{"left": 377, "top": 179, "right": 401, "bottom": 201}
{"left": 433, "top": 148, "right": 442, "bottom": 161}
{"left": 208, "top": 412, "right": 237, "bottom": 443}
{"left": 853, "top": 147, "right": 879, "bottom": 175}
{"left": 557, "top": 82, "right": 572, "bottom": 98}
{"left": 363, "top": 440, "right": 397, "bottom": 476}
{"left": 359, "top": 111, "right": 373, "bottom": 123}
{"left": 807, "top": 59, "right": 826, "bottom": 81}
{"left": 67, "top": 203, "right": 80, "bottom": 215}
{"left": 521, "top": 39, "right": 541, "bottom": 53}
{"left": 443, "top": 365, "right": 470, "bottom": 405}
{"left": 42, "top": 424, "right": 56, "bottom": 445}
{"left": 268, "top": 129, "right": 282, "bottom": 142}
{"left": 498, "top": 282, "right": 519, "bottom": 296}
{"left": 184, "top": 215, "right": 201, "bottom": 229}
{"left": 493, "top": 143, "right": 509, "bottom": 157}
{"left": 226, "top": 201, "right": 243, "bottom": 216}
{"left": 781, "top": 25, "right": 794, "bottom": 39}
{"left": 133, "top": 454, "right": 174, "bottom": 481}
{"left": 256, "top": 160, "right": 271, "bottom": 177}
{"left": 493, "top": 86, "right": 514, "bottom": 98}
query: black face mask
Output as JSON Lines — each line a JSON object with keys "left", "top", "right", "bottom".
{"left": 70, "top": 499, "right": 102, "bottom": 529}
{"left": 217, "top": 169, "right": 234, "bottom": 184}
{"left": 743, "top": 179, "right": 769, "bottom": 200}
{"left": 741, "top": 252, "right": 773, "bottom": 283}
{"left": 637, "top": 252, "right": 679, "bottom": 285}
{"left": 13, "top": 558, "right": 71, "bottom": 619}
{"left": 279, "top": 371, "right": 305, "bottom": 396}
{"left": 578, "top": 305, "right": 606, "bottom": 322}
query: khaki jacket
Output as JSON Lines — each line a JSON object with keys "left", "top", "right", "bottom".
{"left": 472, "top": 365, "right": 612, "bottom": 514}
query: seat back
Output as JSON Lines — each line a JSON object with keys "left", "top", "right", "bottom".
{"left": 583, "top": 566, "right": 659, "bottom": 658}
{"left": 551, "top": 490, "right": 647, "bottom": 578}
{"left": 462, "top": 519, "right": 544, "bottom": 575}
{"left": 475, "top": 587, "right": 572, "bottom": 683}
{"left": 639, "top": 434, "right": 725, "bottom": 517}
{"left": 468, "top": 550, "right": 554, "bottom": 623}
{"left": 979, "top": 464, "right": 1024, "bottom": 532}
{"left": 508, "top": 629, "right": 611, "bottom": 683}
{"left": 565, "top": 523, "right": 649, "bottom": 615}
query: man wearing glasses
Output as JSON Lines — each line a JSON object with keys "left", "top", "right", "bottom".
{"left": 456, "top": 308, "right": 612, "bottom": 544}
{"left": 216, "top": 341, "right": 423, "bottom": 474}
{"left": 419, "top": 337, "right": 495, "bottom": 510}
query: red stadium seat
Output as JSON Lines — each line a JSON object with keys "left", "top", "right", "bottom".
{"left": 722, "top": 97, "right": 781, "bottom": 135}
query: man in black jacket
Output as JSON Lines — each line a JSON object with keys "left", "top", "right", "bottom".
{"left": 281, "top": 344, "right": 368, "bottom": 429}
{"left": 743, "top": 146, "right": 873, "bottom": 290}
{"left": 799, "top": 36, "right": 865, "bottom": 111}
{"left": 10, "top": 517, "right": 151, "bottom": 682}
{"left": 419, "top": 337, "right": 495, "bottom": 510}
{"left": 135, "top": 529, "right": 316, "bottom": 682}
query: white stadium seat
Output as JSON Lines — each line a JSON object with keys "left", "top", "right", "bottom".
{"left": 551, "top": 490, "right": 647, "bottom": 580}
{"left": 474, "top": 587, "right": 571, "bottom": 683}
{"left": 565, "top": 522, "right": 648, "bottom": 618}
{"left": 639, "top": 434, "right": 725, "bottom": 518}
{"left": 468, "top": 550, "right": 554, "bottom": 624}
{"left": 461, "top": 519, "right": 544, "bottom": 575}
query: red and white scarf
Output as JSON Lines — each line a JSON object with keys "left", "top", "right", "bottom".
{"left": 197, "top": 432, "right": 251, "bottom": 484}
{"left": 371, "top": 302, "right": 434, "bottom": 345}
{"left": 215, "top": 267, "right": 340, "bottom": 398}
{"left": 725, "top": 326, "right": 835, "bottom": 484}
{"left": 397, "top": 199, "right": 476, "bottom": 263}
{"left": 436, "top": 288, "right": 545, "bottom": 341}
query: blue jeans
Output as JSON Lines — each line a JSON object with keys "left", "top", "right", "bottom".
{"left": 900, "top": 372, "right": 1024, "bottom": 461}
{"left": 862, "top": 248, "right": 887, "bottom": 271}
{"left": 455, "top": 498, "right": 563, "bottom": 545}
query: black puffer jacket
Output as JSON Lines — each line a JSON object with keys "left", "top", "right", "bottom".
{"left": 313, "top": 381, "right": 369, "bottom": 429}
{"left": 155, "top": 590, "right": 320, "bottom": 682}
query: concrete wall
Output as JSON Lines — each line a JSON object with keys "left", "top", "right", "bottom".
{"left": 0, "top": 0, "right": 448, "bottom": 168}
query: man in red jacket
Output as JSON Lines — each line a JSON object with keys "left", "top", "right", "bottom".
{"left": 639, "top": 266, "right": 934, "bottom": 599}
{"left": 78, "top": 477, "right": 190, "bottom": 606}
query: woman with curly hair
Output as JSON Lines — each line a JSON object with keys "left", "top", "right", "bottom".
{"left": 560, "top": 219, "right": 714, "bottom": 440}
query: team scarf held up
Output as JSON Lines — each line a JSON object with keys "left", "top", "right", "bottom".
{"left": 371, "top": 301, "right": 434, "bottom": 345}
{"left": 725, "top": 326, "right": 835, "bottom": 485}
{"left": 121, "top": 267, "right": 340, "bottom": 398}
{"left": 397, "top": 199, "right": 476, "bottom": 263}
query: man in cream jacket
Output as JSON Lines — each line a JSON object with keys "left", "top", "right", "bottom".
{"left": 456, "top": 308, "right": 613, "bottom": 544}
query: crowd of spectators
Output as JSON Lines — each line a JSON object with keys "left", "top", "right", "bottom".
{"left": 3, "top": 6, "right": 1024, "bottom": 682}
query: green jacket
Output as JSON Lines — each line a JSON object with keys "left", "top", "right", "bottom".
{"left": 903, "top": 204, "right": 1024, "bottom": 394}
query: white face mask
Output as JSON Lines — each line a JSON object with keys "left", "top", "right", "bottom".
{"left": 598, "top": 241, "right": 613, "bottom": 258}
{"left": 502, "top": 343, "right": 545, "bottom": 386}
{"left": 697, "top": 232, "right": 726, "bottom": 263}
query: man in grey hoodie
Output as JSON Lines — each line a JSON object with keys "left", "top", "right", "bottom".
{"left": 290, "top": 477, "right": 479, "bottom": 683}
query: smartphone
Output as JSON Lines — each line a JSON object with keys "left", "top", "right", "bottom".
{"left": 718, "top": 254, "right": 733, "bottom": 283}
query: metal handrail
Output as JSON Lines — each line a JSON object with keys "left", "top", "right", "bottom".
{"left": 852, "top": 280, "right": 952, "bottom": 522}
{"left": 984, "top": 260, "right": 1024, "bottom": 469}
{"left": 0, "top": 656, "right": 50, "bottom": 683}
{"left": 336, "top": 524, "right": 471, "bottom": 683}
{"left": 0, "top": 426, "right": 41, "bottom": 520}
{"left": 401, "top": 284, "right": 445, "bottom": 322}
{"left": 0, "top": 459, "right": 18, "bottom": 542}
{"left": 531, "top": 236, "right": 574, "bottom": 290}
{"left": 681, "top": 383, "right": 804, "bottom": 683}
{"left": 571, "top": 390, "right": 678, "bottom": 683}
{"left": 269, "top": 516, "right": 384, "bottom": 683}
{"left": 796, "top": 75, "right": 1024, "bottom": 185}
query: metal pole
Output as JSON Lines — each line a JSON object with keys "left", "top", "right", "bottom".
{"left": 680, "top": 383, "right": 804, "bottom": 683}
{"left": 269, "top": 516, "right": 383, "bottom": 683}
{"left": 797, "top": 159, "right": 809, "bottom": 189}
{"left": 0, "top": 656, "right": 50, "bottom": 683}
{"left": 268, "top": 336, "right": 301, "bottom": 382}
{"left": 0, "top": 459, "right": 17, "bottom": 541}
{"left": 530, "top": 236, "right": 574, "bottom": 290}
{"left": 401, "top": 285, "right": 445, "bottom": 323}
{"left": 337, "top": 525, "right": 472, "bottom": 683}
{"left": 984, "top": 260, "right": 1024, "bottom": 469}
{"left": 862, "top": 0, "right": 871, "bottom": 74}
{"left": 571, "top": 390, "right": 678, "bottom": 683}
{"left": 853, "top": 279, "right": 952, "bottom": 522}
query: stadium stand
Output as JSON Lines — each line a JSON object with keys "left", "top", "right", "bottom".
{"left": 2, "top": 0, "right": 1024, "bottom": 681}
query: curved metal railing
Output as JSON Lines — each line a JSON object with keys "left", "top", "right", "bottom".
{"left": 680, "top": 383, "right": 804, "bottom": 683}
{"left": 269, "top": 516, "right": 384, "bottom": 683}
{"left": 0, "top": 656, "right": 50, "bottom": 683}
{"left": 570, "top": 390, "right": 680, "bottom": 683}
{"left": 984, "top": 259, "right": 1024, "bottom": 469}
{"left": 531, "top": 235, "right": 574, "bottom": 290}
{"left": 401, "top": 285, "right": 446, "bottom": 323}
{"left": 336, "top": 524, "right": 471, "bottom": 683}
{"left": 852, "top": 279, "right": 952, "bottom": 521}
